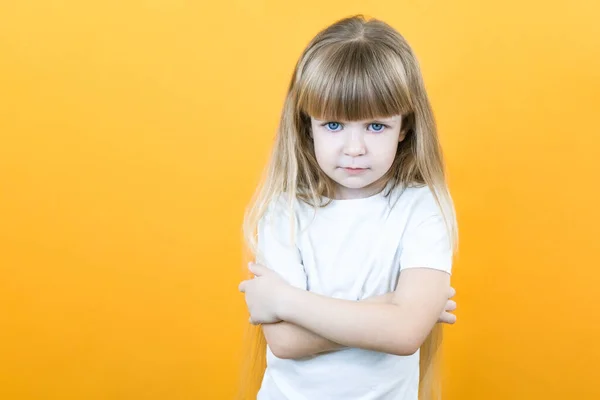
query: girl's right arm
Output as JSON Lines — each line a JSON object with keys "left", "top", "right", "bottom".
{"left": 262, "top": 321, "right": 342, "bottom": 359}
{"left": 262, "top": 293, "right": 394, "bottom": 359}
{"left": 262, "top": 287, "right": 455, "bottom": 359}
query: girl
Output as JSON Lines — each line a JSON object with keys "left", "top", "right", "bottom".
{"left": 239, "top": 14, "right": 458, "bottom": 400}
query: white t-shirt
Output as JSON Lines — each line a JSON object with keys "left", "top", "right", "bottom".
{"left": 256, "top": 185, "right": 453, "bottom": 400}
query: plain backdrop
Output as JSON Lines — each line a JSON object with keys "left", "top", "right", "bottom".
{"left": 1, "top": 1, "right": 599, "bottom": 399}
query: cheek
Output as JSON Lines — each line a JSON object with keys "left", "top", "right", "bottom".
{"left": 312, "top": 136, "right": 336, "bottom": 165}
{"left": 370, "top": 139, "right": 399, "bottom": 167}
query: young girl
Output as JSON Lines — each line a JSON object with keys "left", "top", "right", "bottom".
{"left": 239, "top": 14, "right": 458, "bottom": 400}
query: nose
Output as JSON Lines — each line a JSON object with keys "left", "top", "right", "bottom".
{"left": 343, "top": 129, "right": 366, "bottom": 157}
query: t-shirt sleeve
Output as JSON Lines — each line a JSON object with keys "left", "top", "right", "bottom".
{"left": 256, "top": 198, "right": 308, "bottom": 290}
{"left": 399, "top": 190, "right": 454, "bottom": 274}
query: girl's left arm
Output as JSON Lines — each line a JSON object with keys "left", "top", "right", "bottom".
{"left": 276, "top": 267, "right": 450, "bottom": 356}
{"left": 241, "top": 264, "right": 449, "bottom": 357}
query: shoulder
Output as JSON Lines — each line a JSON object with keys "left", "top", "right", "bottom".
{"left": 392, "top": 184, "right": 456, "bottom": 248}
{"left": 264, "top": 193, "right": 317, "bottom": 223}
{"left": 264, "top": 193, "right": 304, "bottom": 220}
{"left": 393, "top": 184, "right": 444, "bottom": 221}
{"left": 261, "top": 194, "right": 292, "bottom": 231}
{"left": 261, "top": 193, "right": 312, "bottom": 236}
{"left": 257, "top": 195, "right": 300, "bottom": 250}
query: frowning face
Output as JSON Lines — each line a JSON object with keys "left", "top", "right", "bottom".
{"left": 310, "top": 115, "right": 406, "bottom": 199}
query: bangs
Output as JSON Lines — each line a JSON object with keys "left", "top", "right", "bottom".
{"left": 296, "top": 41, "right": 413, "bottom": 121}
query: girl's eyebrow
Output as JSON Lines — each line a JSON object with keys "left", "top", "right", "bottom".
{"left": 314, "top": 117, "right": 399, "bottom": 123}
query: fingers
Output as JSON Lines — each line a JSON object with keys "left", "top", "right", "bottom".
{"left": 248, "top": 262, "right": 268, "bottom": 276}
{"left": 239, "top": 263, "right": 266, "bottom": 291}
{"left": 439, "top": 311, "right": 457, "bottom": 324}
{"left": 448, "top": 286, "right": 456, "bottom": 298}
{"left": 439, "top": 298, "right": 457, "bottom": 324}
{"left": 445, "top": 299, "right": 457, "bottom": 312}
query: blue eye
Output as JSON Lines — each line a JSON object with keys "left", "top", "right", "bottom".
{"left": 369, "top": 123, "right": 385, "bottom": 132}
{"left": 321, "top": 121, "right": 387, "bottom": 132}
{"left": 325, "top": 122, "right": 342, "bottom": 131}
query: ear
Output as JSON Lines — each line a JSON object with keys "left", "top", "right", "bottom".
{"left": 398, "top": 130, "right": 408, "bottom": 143}
{"left": 398, "top": 114, "right": 412, "bottom": 143}
{"left": 398, "top": 125, "right": 409, "bottom": 143}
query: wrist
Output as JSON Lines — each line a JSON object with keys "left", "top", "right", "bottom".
{"left": 276, "top": 284, "right": 303, "bottom": 322}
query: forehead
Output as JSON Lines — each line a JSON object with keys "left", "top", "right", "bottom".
{"left": 311, "top": 115, "right": 402, "bottom": 123}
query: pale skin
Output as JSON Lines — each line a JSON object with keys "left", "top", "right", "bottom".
{"left": 240, "top": 115, "right": 457, "bottom": 359}
{"left": 239, "top": 264, "right": 456, "bottom": 358}
{"left": 260, "top": 289, "right": 456, "bottom": 360}
{"left": 311, "top": 115, "right": 408, "bottom": 199}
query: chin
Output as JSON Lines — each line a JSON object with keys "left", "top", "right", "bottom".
{"left": 343, "top": 182, "right": 369, "bottom": 189}
{"left": 337, "top": 178, "right": 376, "bottom": 190}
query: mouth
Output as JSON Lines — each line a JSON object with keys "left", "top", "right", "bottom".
{"left": 341, "top": 167, "right": 368, "bottom": 174}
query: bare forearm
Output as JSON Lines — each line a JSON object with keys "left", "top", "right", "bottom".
{"left": 263, "top": 322, "right": 342, "bottom": 359}
{"left": 278, "top": 288, "right": 435, "bottom": 356}
{"left": 263, "top": 292, "right": 393, "bottom": 359}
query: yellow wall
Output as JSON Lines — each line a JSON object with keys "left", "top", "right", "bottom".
{"left": 1, "top": 1, "right": 598, "bottom": 399}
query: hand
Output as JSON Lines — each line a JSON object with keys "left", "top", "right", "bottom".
{"left": 438, "top": 286, "right": 457, "bottom": 324}
{"left": 238, "top": 263, "right": 290, "bottom": 325}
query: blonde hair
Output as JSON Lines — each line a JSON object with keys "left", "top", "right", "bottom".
{"left": 238, "top": 14, "right": 457, "bottom": 400}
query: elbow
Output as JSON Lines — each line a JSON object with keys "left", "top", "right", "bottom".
{"left": 271, "top": 347, "right": 295, "bottom": 360}
{"left": 264, "top": 330, "right": 296, "bottom": 360}
{"left": 387, "top": 339, "right": 420, "bottom": 357}
{"left": 384, "top": 328, "right": 425, "bottom": 356}
{"left": 382, "top": 311, "right": 432, "bottom": 356}
{"left": 269, "top": 340, "right": 297, "bottom": 360}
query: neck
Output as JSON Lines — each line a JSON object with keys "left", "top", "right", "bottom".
{"left": 333, "top": 179, "right": 388, "bottom": 200}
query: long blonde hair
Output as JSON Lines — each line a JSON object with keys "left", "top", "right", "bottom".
{"left": 238, "top": 14, "right": 458, "bottom": 400}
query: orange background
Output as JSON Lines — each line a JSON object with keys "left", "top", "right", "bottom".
{"left": 1, "top": 1, "right": 599, "bottom": 399}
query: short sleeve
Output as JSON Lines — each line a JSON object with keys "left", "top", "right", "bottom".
{"left": 256, "top": 198, "right": 308, "bottom": 290}
{"left": 399, "top": 191, "right": 454, "bottom": 274}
